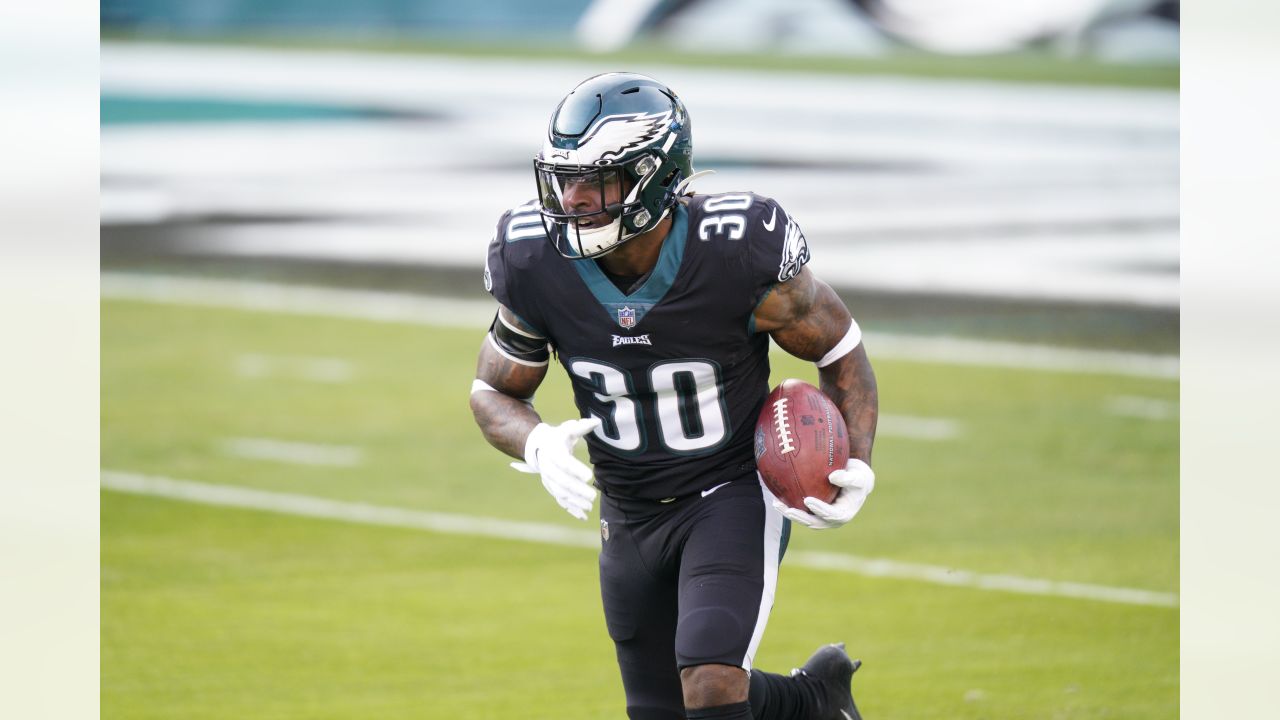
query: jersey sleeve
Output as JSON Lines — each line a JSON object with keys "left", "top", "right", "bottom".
{"left": 483, "top": 205, "right": 551, "bottom": 337}
{"left": 483, "top": 217, "right": 513, "bottom": 308}
{"left": 745, "top": 195, "right": 812, "bottom": 303}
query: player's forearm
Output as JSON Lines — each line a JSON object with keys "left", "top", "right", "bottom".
{"left": 818, "top": 344, "right": 878, "bottom": 464}
{"left": 469, "top": 389, "right": 542, "bottom": 461}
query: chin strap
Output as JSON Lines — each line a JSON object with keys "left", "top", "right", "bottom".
{"left": 673, "top": 169, "right": 715, "bottom": 195}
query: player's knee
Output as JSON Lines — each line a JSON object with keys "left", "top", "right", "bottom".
{"left": 680, "top": 663, "right": 749, "bottom": 709}
{"left": 675, "top": 606, "right": 745, "bottom": 665}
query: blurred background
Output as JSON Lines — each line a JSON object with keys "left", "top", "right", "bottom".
{"left": 101, "top": 0, "right": 1179, "bottom": 347}
{"left": 100, "top": 2, "right": 1180, "bottom": 718}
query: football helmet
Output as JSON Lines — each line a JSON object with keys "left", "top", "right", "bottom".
{"left": 534, "top": 72, "right": 694, "bottom": 259}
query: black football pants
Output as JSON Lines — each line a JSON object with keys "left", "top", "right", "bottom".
{"left": 598, "top": 473, "right": 790, "bottom": 719}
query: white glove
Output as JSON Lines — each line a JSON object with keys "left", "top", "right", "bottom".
{"left": 772, "top": 458, "right": 875, "bottom": 530}
{"left": 510, "top": 418, "right": 602, "bottom": 521}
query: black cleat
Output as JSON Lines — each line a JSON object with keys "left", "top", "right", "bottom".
{"left": 792, "top": 642, "right": 863, "bottom": 720}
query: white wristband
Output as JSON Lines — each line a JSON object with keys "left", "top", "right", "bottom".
{"left": 472, "top": 378, "right": 535, "bottom": 407}
{"left": 816, "top": 318, "right": 862, "bottom": 368}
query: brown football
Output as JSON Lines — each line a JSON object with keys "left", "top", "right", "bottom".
{"left": 754, "top": 379, "right": 848, "bottom": 510}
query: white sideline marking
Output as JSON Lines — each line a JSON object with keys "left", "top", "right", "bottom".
{"left": 101, "top": 470, "right": 1178, "bottom": 608}
{"left": 879, "top": 414, "right": 960, "bottom": 441}
{"left": 236, "top": 353, "right": 354, "bottom": 383}
{"left": 101, "top": 271, "right": 495, "bottom": 327}
{"left": 101, "top": 272, "right": 1178, "bottom": 379}
{"left": 99, "top": 271, "right": 1177, "bottom": 379}
{"left": 223, "top": 437, "right": 363, "bottom": 467}
{"left": 1106, "top": 395, "right": 1179, "bottom": 421}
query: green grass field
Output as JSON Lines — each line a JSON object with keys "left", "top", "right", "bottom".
{"left": 102, "top": 298, "right": 1178, "bottom": 719}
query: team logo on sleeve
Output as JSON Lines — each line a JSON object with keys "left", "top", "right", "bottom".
{"left": 483, "top": 256, "right": 493, "bottom": 292}
{"left": 617, "top": 306, "right": 637, "bottom": 329}
{"left": 777, "top": 218, "right": 811, "bottom": 282}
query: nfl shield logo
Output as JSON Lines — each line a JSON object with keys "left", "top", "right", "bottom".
{"left": 618, "top": 306, "right": 636, "bottom": 329}
{"left": 600, "top": 520, "right": 610, "bottom": 542}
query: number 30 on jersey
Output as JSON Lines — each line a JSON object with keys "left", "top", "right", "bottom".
{"left": 697, "top": 193, "right": 753, "bottom": 241}
{"left": 568, "top": 358, "right": 730, "bottom": 454}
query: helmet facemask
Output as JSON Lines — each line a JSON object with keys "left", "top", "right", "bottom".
{"left": 535, "top": 150, "right": 681, "bottom": 259}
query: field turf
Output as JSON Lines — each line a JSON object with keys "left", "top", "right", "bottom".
{"left": 102, "top": 298, "right": 1178, "bottom": 719}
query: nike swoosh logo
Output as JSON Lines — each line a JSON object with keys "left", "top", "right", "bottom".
{"left": 841, "top": 711, "right": 854, "bottom": 720}
{"left": 762, "top": 207, "right": 778, "bottom": 232}
{"left": 701, "top": 481, "right": 732, "bottom": 498}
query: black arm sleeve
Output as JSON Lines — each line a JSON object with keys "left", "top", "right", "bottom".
{"left": 488, "top": 312, "right": 551, "bottom": 365}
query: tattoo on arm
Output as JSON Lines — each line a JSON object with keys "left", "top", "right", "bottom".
{"left": 758, "top": 268, "right": 878, "bottom": 463}
{"left": 764, "top": 276, "right": 852, "bottom": 361}
{"left": 469, "top": 315, "right": 549, "bottom": 461}
{"left": 819, "top": 345, "right": 878, "bottom": 464}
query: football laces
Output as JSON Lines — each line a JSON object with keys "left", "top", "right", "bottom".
{"left": 772, "top": 397, "right": 795, "bottom": 455}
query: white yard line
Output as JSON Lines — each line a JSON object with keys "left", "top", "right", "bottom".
{"left": 861, "top": 333, "right": 1179, "bottom": 380}
{"left": 1106, "top": 395, "right": 1179, "bottom": 421}
{"left": 236, "top": 353, "right": 354, "bottom": 383}
{"left": 103, "top": 470, "right": 599, "bottom": 549}
{"left": 223, "top": 437, "right": 363, "bottom": 467}
{"left": 101, "top": 470, "right": 1178, "bottom": 608}
{"left": 789, "top": 552, "right": 1178, "bottom": 608}
{"left": 102, "top": 272, "right": 1178, "bottom": 379}
{"left": 878, "top": 414, "right": 961, "bottom": 441}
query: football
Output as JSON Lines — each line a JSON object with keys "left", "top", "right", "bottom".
{"left": 754, "top": 379, "right": 848, "bottom": 510}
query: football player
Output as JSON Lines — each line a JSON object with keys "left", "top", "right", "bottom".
{"left": 470, "top": 72, "right": 878, "bottom": 720}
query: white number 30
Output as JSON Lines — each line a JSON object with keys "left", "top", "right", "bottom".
{"left": 568, "top": 358, "right": 730, "bottom": 454}
{"left": 697, "top": 193, "right": 753, "bottom": 242}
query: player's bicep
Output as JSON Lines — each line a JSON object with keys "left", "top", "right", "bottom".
{"left": 476, "top": 305, "right": 551, "bottom": 399}
{"left": 756, "top": 267, "right": 854, "bottom": 362}
{"left": 476, "top": 336, "right": 547, "bottom": 400}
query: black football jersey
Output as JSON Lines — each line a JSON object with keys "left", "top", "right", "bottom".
{"left": 484, "top": 192, "right": 812, "bottom": 502}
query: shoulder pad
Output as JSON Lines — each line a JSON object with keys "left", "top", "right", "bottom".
{"left": 686, "top": 191, "right": 781, "bottom": 226}
{"left": 491, "top": 199, "right": 553, "bottom": 274}
{"left": 497, "top": 199, "right": 547, "bottom": 244}
{"left": 485, "top": 200, "right": 556, "bottom": 332}
{"left": 688, "top": 192, "right": 810, "bottom": 288}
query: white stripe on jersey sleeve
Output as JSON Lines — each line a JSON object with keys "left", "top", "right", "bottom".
{"left": 498, "top": 310, "right": 547, "bottom": 340}
{"left": 486, "top": 333, "right": 549, "bottom": 368}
